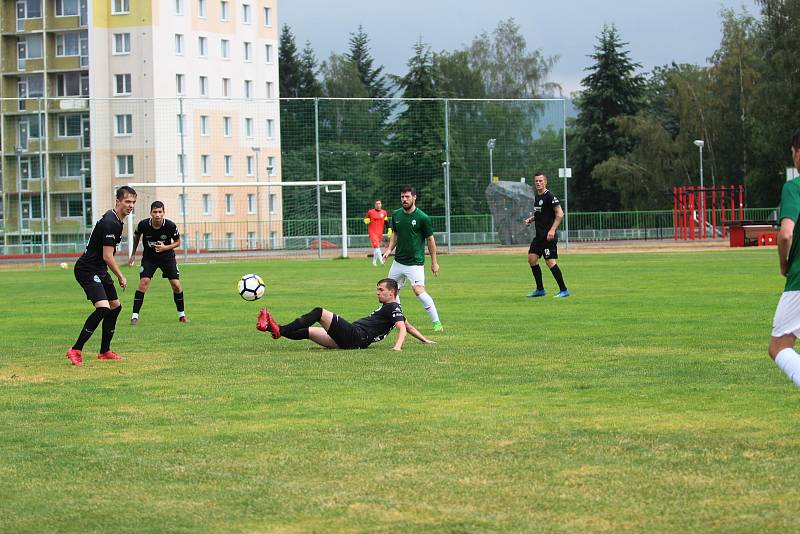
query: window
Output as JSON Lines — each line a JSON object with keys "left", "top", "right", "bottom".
{"left": 200, "top": 115, "right": 209, "bottom": 135}
{"left": 114, "top": 114, "right": 132, "bottom": 135}
{"left": 226, "top": 232, "right": 235, "bottom": 249}
{"left": 175, "top": 34, "right": 184, "bottom": 55}
{"left": 244, "top": 80, "right": 253, "bottom": 99}
{"left": 266, "top": 81, "right": 273, "bottom": 99}
{"left": 58, "top": 154, "right": 82, "bottom": 178}
{"left": 247, "top": 194, "right": 256, "bottom": 214}
{"left": 269, "top": 194, "right": 276, "bottom": 214}
{"left": 266, "top": 119, "right": 275, "bottom": 138}
{"left": 263, "top": 6, "right": 272, "bottom": 26}
{"left": 245, "top": 117, "right": 254, "bottom": 137}
{"left": 177, "top": 113, "right": 186, "bottom": 134}
{"left": 267, "top": 156, "right": 275, "bottom": 176}
{"left": 56, "top": 72, "right": 87, "bottom": 96}
{"left": 114, "top": 73, "right": 132, "bottom": 95}
{"left": 175, "top": 0, "right": 184, "bottom": 14}
{"left": 199, "top": 75, "right": 208, "bottom": 96}
{"left": 244, "top": 42, "right": 252, "bottom": 62}
{"left": 177, "top": 154, "right": 185, "bottom": 176}
{"left": 19, "top": 115, "right": 41, "bottom": 139}
{"left": 58, "top": 114, "right": 83, "bottom": 137}
{"left": 25, "top": 74, "right": 44, "bottom": 97}
{"left": 202, "top": 194, "right": 211, "bottom": 215}
{"left": 224, "top": 155, "right": 233, "bottom": 176}
{"left": 243, "top": 3, "right": 251, "bottom": 23}
{"left": 203, "top": 233, "right": 212, "bottom": 249}
{"left": 56, "top": 33, "right": 79, "bottom": 56}
{"left": 220, "top": 0, "right": 229, "bottom": 20}
{"left": 225, "top": 193, "right": 234, "bottom": 214}
{"left": 222, "top": 78, "right": 231, "bottom": 97}
{"left": 223, "top": 116, "right": 232, "bottom": 136}
{"left": 220, "top": 39, "right": 230, "bottom": 59}
{"left": 198, "top": 0, "right": 206, "bottom": 17}
{"left": 22, "top": 0, "right": 42, "bottom": 18}
{"left": 247, "top": 231, "right": 256, "bottom": 248}
{"left": 116, "top": 155, "right": 134, "bottom": 177}
{"left": 201, "top": 155, "right": 210, "bottom": 175}
{"left": 179, "top": 193, "right": 187, "bottom": 215}
{"left": 176, "top": 74, "right": 185, "bottom": 95}
{"left": 246, "top": 155, "right": 254, "bottom": 176}
{"left": 23, "top": 35, "right": 43, "bottom": 58}
{"left": 198, "top": 36, "right": 208, "bottom": 57}
{"left": 59, "top": 195, "right": 85, "bottom": 218}
{"left": 112, "top": 0, "right": 130, "bottom": 14}
{"left": 264, "top": 44, "right": 273, "bottom": 63}
{"left": 56, "top": 0, "right": 79, "bottom": 16}
{"left": 112, "top": 32, "right": 130, "bottom": 54}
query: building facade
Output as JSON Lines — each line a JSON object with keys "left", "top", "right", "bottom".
{"left": 0, "top": 0, "right": 281, "bottom": 254}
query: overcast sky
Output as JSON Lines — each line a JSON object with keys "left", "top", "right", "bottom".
{"left": 280, "top": 0, "right": 760, "bottom": 95}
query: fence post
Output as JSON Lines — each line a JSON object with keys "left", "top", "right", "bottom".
{"left": 179, "top": 97, "right": 188, "bottom": 262}
{"left": 562, "top": 98, "right": 569, "bottom": 247}
{"left": 37, "top": 97, "right": 46, "bottom": 267}
{"left": 314, "top": 98, "right": 322, "bottom": 258}
{"left": 443, "top": 98, "right": 452, "bottom": 253}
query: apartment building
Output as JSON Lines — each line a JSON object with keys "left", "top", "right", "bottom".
{"left": 0, "top": 0, "right": 281, "bottom": 253}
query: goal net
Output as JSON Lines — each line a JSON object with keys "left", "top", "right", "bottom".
{"left": 125, "top": 181, "right": 348, "bottom": 261}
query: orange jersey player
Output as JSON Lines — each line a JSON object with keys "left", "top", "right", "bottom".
{"left": 364, "top": 199, "right": 389, "bottom": 266}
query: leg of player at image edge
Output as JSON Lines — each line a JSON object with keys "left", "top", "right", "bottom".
{"left": 775, "top": 348, "right": 800, "bottom": 387}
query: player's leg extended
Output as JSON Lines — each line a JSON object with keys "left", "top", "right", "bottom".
{"left": 769, "top": 292, "right": 800, "bottom": 386}
{"left": 99, "top": 299, "right": 123, "bottom": 359}
{"left": 308, "top": 327, "right": 339, "bottom": 348}
{"left": 169, "top": 278, "right": 186, "bottom": 321}
{"left": 131, "top": 276, "right": 151, "bottom": 324}
{"left": 411, "top": 283, "right": 442, "bottom": 331}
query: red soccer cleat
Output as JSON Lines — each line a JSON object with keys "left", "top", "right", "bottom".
{"left": 66, "top": 348, "right": 83, "bottom": 366}
{"left": 179, "top": 316, "right": 189, "bottom": 323}
{"left": 130, "top": 317, "right": 138, "bottom": 325}
{"left": 97, "top": 351, "right": 124, "bottom": 361}
{"left": 257, "top": 308, "right": 281, "bottom": 339}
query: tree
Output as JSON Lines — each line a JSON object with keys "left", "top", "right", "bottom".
{"left": 278, "top": 25, "right": 302, "bottom": 98}
{"left": 347, "top": 26, "right": 392, "bottom": 99}
{"left": 571, "top": 24, "right": 645, "bottom": 210}
{"left": 298, "top": 41, "right": 322, "bottom": 97}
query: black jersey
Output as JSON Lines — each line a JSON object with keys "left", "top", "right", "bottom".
{"left": 533, "top": 189, "right": 560, "bottom": 240}
{"left": 135, "top": 218, "right": 180, "bottom": 260}
{"left": 75, "top": 210, "right": 124, "bottom": 272}
{"left": 353, "top": 302, "right": 406, "bottom": 344}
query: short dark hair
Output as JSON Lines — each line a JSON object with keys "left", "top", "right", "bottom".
{"left": 534, "top": 171, "right": 547, "bottom": 179}
{"left": 151, "top": 201, "right": 165, "bottom": 211}
{"left": 792, "top": 129, "right": 800, "bottom": 151}
{"left": 116, "top": 186, "right": 137, "bottom": 200}
{"left": 378, "top": 278, "right": 399, "bottom": 294}
{"left": 400, "top": 185, "right": 416, "bottom": 196}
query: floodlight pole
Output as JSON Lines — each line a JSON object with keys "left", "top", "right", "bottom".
{"left": 487, "top": 138, "right": 496, "bottom": 183}
{"left": 694, "top": 139, "right": 705, "bottom": 225}
{"left": 252, "top": 146, "right": 261, "bottom": 248}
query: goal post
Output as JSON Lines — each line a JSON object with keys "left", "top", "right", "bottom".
{"left": 126, "top": 181, "right": 348, "bottom": 260}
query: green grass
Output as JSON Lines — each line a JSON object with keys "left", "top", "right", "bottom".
{"left": 1, "top": 249, "right": 799, "bottom": 532}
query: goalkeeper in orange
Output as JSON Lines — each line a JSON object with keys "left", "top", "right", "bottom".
{"left": 364, "top": 199, "right": 390, "bottom": 266}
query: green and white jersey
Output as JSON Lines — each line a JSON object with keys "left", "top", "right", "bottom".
{"left": 391, "top": 207, "right": 433, "bottom": 266}
{"left": 780, "top": 177, "right": 800, "bottom": 291}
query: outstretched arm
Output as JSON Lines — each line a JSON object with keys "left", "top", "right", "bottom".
{"left": 404, "top": 320, "right": 435, "bottom": 344}
{"left": 392, "top": 320, "right": 407, "bottom": 351}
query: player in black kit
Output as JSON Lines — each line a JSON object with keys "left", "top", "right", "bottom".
{"left": 66, "top": 186, "right": 137, "bottom": 366}
{"left": 524, "top": 172, "right": 569, "bottom": 298}
{"left": 256, "top": 278, "right": 435, "bottom": 350}
{"left": 127, "top": 201, "right": 187, "bottom": 324}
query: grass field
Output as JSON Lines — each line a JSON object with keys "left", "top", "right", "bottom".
{"left": 1, "top": 248, "right": 799, "bottom": 532}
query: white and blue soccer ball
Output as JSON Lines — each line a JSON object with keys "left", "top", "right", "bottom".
{"left": 238, "top": 273, "right": 265, "bottom": 301}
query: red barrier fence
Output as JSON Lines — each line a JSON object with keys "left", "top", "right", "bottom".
{"left": 673, "top": 185, "right": 744, "bottom": 241}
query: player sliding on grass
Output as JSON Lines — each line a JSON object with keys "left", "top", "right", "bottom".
{"left": 770, "top": 128, "right": 800, "bottom": 387}
{"left": 127, "top": 201, "right": 187, "bottom": 325}
{"left": 256, "top": 278, "right": 435, "bottom": 350}
{"left": 66, "top": 186, "right": 137, "bottom": 366}
{"left": 524, "top": 172, "right": 569, "bottom": 298}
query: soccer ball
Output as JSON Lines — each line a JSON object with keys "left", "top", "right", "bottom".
{"left": 238, "top": 273, "right": 265, "bottom": 301}
{"left": 59, "top": 262, "right": 68, "bottom": 270}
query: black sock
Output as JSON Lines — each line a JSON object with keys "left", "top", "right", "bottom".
{"left": 100, "top": 306, "right": 122, "bottom": 353}
{"left": 73, "top": 307, "right": 110, "bottom": 351}
{"left": 279, "top": 307, "right": 322, "bottom": 339}
{"left": 531, "top": 264, "right": 544, "bottom": 290}
{"left": 133, "top": 290, "right": 145, "bottom": 314}
{"left": 550, "top": 265, "right": 567, "bottom": 292}
{"left": 173, "top": 291, "right": 185, "bottom": 313}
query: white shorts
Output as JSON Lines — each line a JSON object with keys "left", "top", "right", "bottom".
{"left": 388, "top": 261, "right": 425, "bottom": 289}
{"left": 772, "top": 291, "right": 800, "bottom": 338}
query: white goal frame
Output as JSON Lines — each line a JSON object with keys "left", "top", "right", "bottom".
{"left": 126, "top": 181, "right": 348, "bottom": 259}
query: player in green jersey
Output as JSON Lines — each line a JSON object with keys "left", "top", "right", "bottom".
{"left": 382, "top": 185, "right": 443, "bottom": 332}
{"left": 769, "top": 129, "right": 800, "bottom": 387}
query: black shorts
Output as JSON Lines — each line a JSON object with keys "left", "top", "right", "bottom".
{"left": 327, "top": 315, "right": 370, "bottom": 349}
{"left": 140, "top": 256, "right": 180, "bottom": 279}
{"left": 75, "top": 267, "right": 118, "bottom": 303}
{"left": 528, "top": 238, "right": 558, "bottom": 260}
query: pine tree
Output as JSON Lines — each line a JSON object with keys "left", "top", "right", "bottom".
{"left": 278, "top": 24, "right": 302, "bottom": 98}
{"left": 571, "top": 25, "right": 645, "bottom": 210}
{"left": 298, "top": 41, "right": 321, "bottom": 97}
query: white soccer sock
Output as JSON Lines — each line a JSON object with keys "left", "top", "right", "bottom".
{"left": 416, "top": 292, "right": 440, "bottom": 323}
{"left": 775, "top": 348, "right": 800, "bottom": 387}
{"left": 178, "top": 311, "right": 186, "bottom": 318}
{"left": 131, "top": 313, "right": 139, "bottom": 320}
{"left": 373, "top": 248, "right": 381, "bottom": 265}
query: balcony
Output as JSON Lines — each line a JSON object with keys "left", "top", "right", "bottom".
{"left": 45, "top": 15, "right": 82, "bottom": 31}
